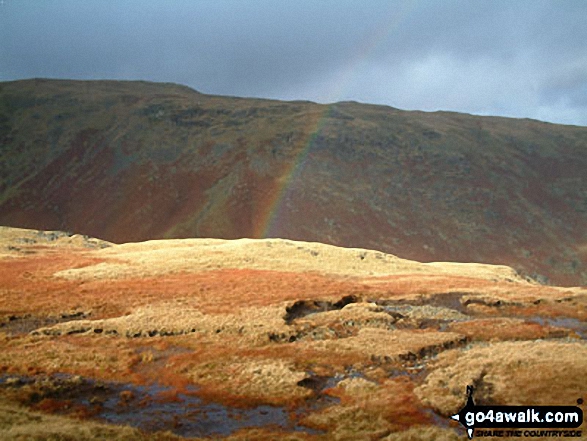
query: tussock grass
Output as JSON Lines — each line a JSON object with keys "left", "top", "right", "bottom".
{"left": 0, "top": 401, "right": 183, "bottom": 441}
{"left": 1, "top": 227, "right": 585, "bottom": 439}
{"left": 416, "top": 340, "right": 587, "bottom": 415}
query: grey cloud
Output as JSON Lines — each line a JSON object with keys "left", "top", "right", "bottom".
{"left": 1, "top": 0, "right": 586, "bottom": 125}
{"left": 540, "top": 64, "right": 587, "bottom": 107}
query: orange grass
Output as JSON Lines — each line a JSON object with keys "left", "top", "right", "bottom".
{"left": 1, "top": 236, "right": 586, "bottom": 439}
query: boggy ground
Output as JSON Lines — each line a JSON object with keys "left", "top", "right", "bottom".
{"left": 0, "top": 226, "right": 586, "bottom": 440}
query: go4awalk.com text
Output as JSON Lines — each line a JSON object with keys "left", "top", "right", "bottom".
{"left": 450, "top": 386, "right": 583, "bottom": 439}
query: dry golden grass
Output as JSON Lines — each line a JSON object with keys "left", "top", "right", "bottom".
{"left": 220, "top": 427, "right": 319, "bottom": 441}
{"left": 0, "top": 334, "right": 139, "bottom": 382}
{"left": 0, "top": 402, "right": 184, "bottom": 441}
{"left": 53, "top": 236, "right": 527, "bottom": 282}
{"left": 447, "top": 317, "right": 570, "bottom": 341}
{"left": 0, "top": 226, "right": 112, "bottom": 257}
{"left": 302, "top": 376, "right": 435, "bottom": 440}
{"left": 289, "top": 302, "right": 399, "bottom": 340}
{"left": 188, "top": 357, "right": 312, "bottom": 406}
{"left": 416, "top": 340, "right": 587, "bottom": 415}
{"left": 31, "top": 302, "right": 289, "bottom": 345}
{"left": 381, "top": 426, "right": 461, "bottom": 441}
{"left": 306, "top": 328, "right": 467, "bottom": 364}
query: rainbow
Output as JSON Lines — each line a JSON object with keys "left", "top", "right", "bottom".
{"left": 255, "top": 3, "right": 417, "bottom": 238}
{"left": 256, "top": 105, "right": 330, "bottom": 238}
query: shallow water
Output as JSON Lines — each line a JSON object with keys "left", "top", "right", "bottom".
{"left": 0, "top": 374, "right": 322, "bottom": 437}
{"left": 526, "top": 316, "right": 587, "bottom": 339}
{"left": 92, "top": 383, "right": 300, "bottom": 436}
{"left": 0, "top": 311, "right": 89, "bottom": 335}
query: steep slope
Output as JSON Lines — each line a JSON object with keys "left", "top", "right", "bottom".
{"left": 1, "top": 79, "right": 586, "bottom": 285}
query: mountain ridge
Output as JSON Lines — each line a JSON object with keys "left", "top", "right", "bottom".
{"left": 7, "top": 78, "right": 584, "bottom": 126}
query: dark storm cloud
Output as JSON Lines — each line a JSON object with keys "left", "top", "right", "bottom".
{"left": 1, "top": 0, "right": 586, "bottom": 125}
{"left": 1, "top": 0, "right": 377, "bottom": 93}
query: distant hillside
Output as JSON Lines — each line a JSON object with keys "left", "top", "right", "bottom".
{"left": 1, "top": 79, "right": 586, "bottom": 285}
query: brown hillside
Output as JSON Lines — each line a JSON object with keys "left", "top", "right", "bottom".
{"left": 1, "top": 79, "right": 586, "bottom": 285}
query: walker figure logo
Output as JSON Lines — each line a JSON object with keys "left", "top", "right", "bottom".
{"left": 450, "top": 386, "right": 583, "bottom": 439}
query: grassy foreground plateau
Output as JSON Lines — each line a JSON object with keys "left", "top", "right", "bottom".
{"left": 0, "top": 226, "right": 585, "bottom": 440}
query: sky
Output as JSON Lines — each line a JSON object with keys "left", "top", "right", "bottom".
{"left": 1, "top": 0, "right": 587, "bottom": 126}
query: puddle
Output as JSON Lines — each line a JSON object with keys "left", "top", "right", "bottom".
{"left": 297, "top": 375, "right": 331, "bottom": 391}
{"left": 0, "top": 312, "right": 89, "bottom": 335}
{"left": 0, "top": 374, "right": 321, "bottom": 437}
{"left": 427, "top": 292, "right": 471, "bottom": 314}
{"left": 101, "top": 388, "right": 298, "bottom": 437}
{"left": 526, "top": 316, "right": 587, "bottom": 339}
{"left": 422, "top": 407, "right": 463, "bottom": 436}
